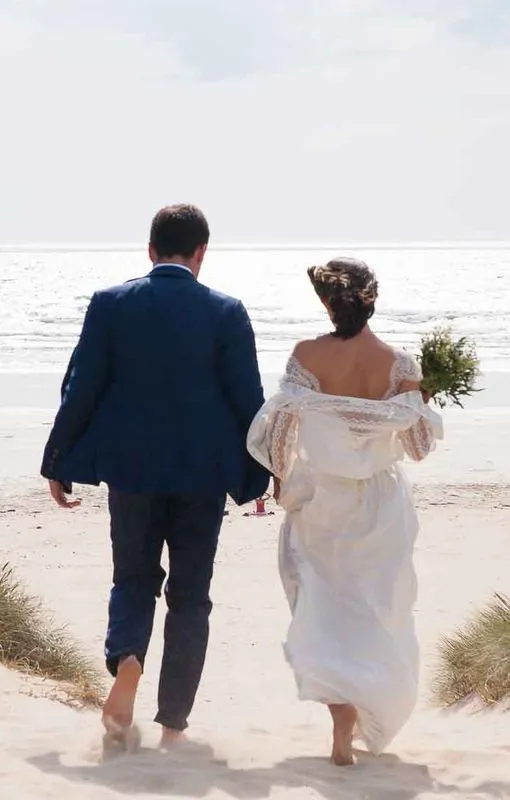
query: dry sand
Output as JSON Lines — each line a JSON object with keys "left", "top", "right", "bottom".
{"left": 1, "top": 408, "right": 510, "bottom": 799}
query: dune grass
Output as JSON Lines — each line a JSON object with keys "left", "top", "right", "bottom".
{"left": 432, "top": 593, "right": 510, "bottom": 707}
{"left": 0, "top": 562, "right": 104, "bottom": 707}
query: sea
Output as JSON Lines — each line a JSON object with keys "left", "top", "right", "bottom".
{"left": 1, "top": 245, "right": 509, "bottom": 381}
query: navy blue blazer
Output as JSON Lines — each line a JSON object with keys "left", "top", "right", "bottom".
{"left": 41, "top": 265, "right": 270, "bottom": 504}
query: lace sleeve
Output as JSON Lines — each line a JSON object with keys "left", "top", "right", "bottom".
{"left": 281, "top": 356, "right": 321, "bottom": 391}
{"left": 399, "top": 353, "right": 422, "bottom": 384}
{"left": 399, "top": 418, "right": 435, "bottom": 461}
{"left": 390, "top": 352, "right": 434, "bottom": 461}
{"left": 266, "top": 356, "right": 319, "bottom": 477}
{"left": 386, "top": 351, "right": 422, "bottom": 394}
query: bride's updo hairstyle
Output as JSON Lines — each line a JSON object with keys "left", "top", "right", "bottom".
{"left": 307, "top": 258, "right": 378, "bottom": 340}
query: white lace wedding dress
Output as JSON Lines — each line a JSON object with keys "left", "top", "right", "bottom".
{"left": 247, "top": 351, "right": 443, "bottom": 754}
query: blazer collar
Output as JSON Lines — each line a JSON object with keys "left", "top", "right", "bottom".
{"left": 148, "top": 264, "right": 196, "bottom": 280}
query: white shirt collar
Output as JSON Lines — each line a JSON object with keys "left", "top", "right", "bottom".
{"left": 153, "top": 262, "right": 193, "bottom": 275}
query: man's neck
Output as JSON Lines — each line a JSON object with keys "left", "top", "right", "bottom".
{"left": 152, "top": 260, "right": 195, "bottom": 276}
{"left": 154, "top": 254, "right": 191, "bottom": 269}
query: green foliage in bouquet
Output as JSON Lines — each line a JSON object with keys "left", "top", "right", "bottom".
{"left": 432, "top": 593, "right": 510, "bottom": 707}
{"left": 417, "top": 326, "right": 480, "bottom": 409}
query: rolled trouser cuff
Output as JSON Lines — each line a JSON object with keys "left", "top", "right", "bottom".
{"left": 154, "top": 711, "right": 189, "bottom": 731}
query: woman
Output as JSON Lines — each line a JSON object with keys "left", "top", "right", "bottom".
{"left": 247, "top": 258, "right": 443, "bottom": 765}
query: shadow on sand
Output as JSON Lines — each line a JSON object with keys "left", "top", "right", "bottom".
{"left": 29, "top": 738, "right": 510, "bottom": 799}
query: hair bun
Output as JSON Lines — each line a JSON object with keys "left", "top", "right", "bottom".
{"left": 359, "top": 284, "right": 377, "bottom": 306}
{"left": 311, "top": 264, "right": 350, "bottom": 288}
{"left": 307, "top": 257, "right": 378, "bottom": 340}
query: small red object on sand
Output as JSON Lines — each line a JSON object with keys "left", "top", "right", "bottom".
{"left": 243, "top": 493, "right": 274, "bottom": 517}
{"left": 255, "top": 496, "right": 267, "bottom": 515}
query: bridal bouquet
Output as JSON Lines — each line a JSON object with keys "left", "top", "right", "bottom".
{"left": 417, "top": 327, "right": 480, "bottom": 409}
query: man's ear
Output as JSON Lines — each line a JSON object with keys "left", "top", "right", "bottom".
{"left": 194, "top": 243, "right": 208, "bottom": 271}
{"left": 148, "top": 243, "right": 158, "bottom": 264}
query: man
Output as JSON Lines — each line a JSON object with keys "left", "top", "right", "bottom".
{"left": 41, "top": 204, "right": 269, "bottom": 747}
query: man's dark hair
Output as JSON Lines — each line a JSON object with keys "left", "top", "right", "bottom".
{"left": 149, "top": 204, "right": 210, "bottom": 259}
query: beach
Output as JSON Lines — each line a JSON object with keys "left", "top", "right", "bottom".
{"left": 2, "top": 0, "right": 510, "bottom": 781}
{"left": 1, "top": 243, "right": 510, "bottom": 798}
{"left": 1, "top": 402, "right": 510, "bottom": 799}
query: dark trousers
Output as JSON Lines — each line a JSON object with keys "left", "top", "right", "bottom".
{"left": 105, "top": 489, "right": 225, "bottom": 731}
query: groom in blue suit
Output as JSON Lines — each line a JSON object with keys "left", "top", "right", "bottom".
{"left": 41, "top": 204, "right": 269, "bottom": 745}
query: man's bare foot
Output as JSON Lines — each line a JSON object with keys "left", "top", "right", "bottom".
{"left": 102, "top": 655, "right": 142, "bottom": 742}
{"left": 329, "top": 704, "right": 357, "bottom": 766}
{"left": 159, "top": 727, "right": 186, "bottom": 750}
{"left": 102, "top": 725, "right": 142, "bottom": 756}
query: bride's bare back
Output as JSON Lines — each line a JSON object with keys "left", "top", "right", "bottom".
{"left": 299, "top": 259, "right": 420, "bottom": 401}
{"left": 294, "top": 329, "right": 408, "bottom": 400}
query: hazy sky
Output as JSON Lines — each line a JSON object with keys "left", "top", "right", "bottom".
{"left": 1, "top": 1, "right": 509, "bottom": 243}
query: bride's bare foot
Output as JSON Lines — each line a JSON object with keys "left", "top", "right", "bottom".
{"left": 329, "top": 704, "right": 357, "bottom": 766}
{"left": 102, "top": 655, "right": 142, "bottom": 742}
{"left": 159, "top": 727, "right": 186, "bottom": 750}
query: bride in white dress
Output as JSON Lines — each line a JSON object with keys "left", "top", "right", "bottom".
{"left": 247, "top": 258, "right": 443, "bottom": 765}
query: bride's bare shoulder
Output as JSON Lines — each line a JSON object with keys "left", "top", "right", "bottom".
{"left": 285, "top": 341, "right": 322, "bottom": 389}
{"left": 369, "top": 333, "right": 397, "bottom": 356}
{"left": 293, "top": 335, "right": 331, "bottom": 358}
{"left": 290, "top": 338, "right": 326, "bottom": 372}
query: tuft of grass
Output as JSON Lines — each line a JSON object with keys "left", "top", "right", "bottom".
{"left": 0, "top": 563, "right": 104, "bottom": 707}
{"left": 432, "top": 593, "right": 510, "bottom": 707}
{"left": 417, "top": 326, "right": 480, "bottom": 409}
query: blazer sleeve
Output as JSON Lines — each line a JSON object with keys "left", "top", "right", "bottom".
{"left": 217, "top": 299, "right": 265, "bottom": 434}
{"left": 41, "top": 291, "right": 112, "bottom": 480}
{"left": 60, "top": 347, "right": 76, "bottom": 400}
{"left": 217, "top": 299, "right": 270, "bottom": 503}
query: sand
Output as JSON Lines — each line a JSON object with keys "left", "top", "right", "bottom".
{"left": 1, "top": 407, "right": 510, "bottom": 799}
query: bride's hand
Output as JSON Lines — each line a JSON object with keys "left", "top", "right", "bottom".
{"left": 399, "top": 378, "right": 432, "bottom": 404}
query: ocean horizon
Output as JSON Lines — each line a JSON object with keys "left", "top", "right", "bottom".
{"left": 1, "top": 243, "right": 509, "bottom": 409}
{"left": 1, "top": 241, "right": 510, "bottom": 254}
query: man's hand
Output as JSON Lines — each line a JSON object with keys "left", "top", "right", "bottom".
{"left": 273, "top": 477, "right": 281, "bottom": 504}
{"left": 48, "top": 480, "right": 81, "bottom": 509}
